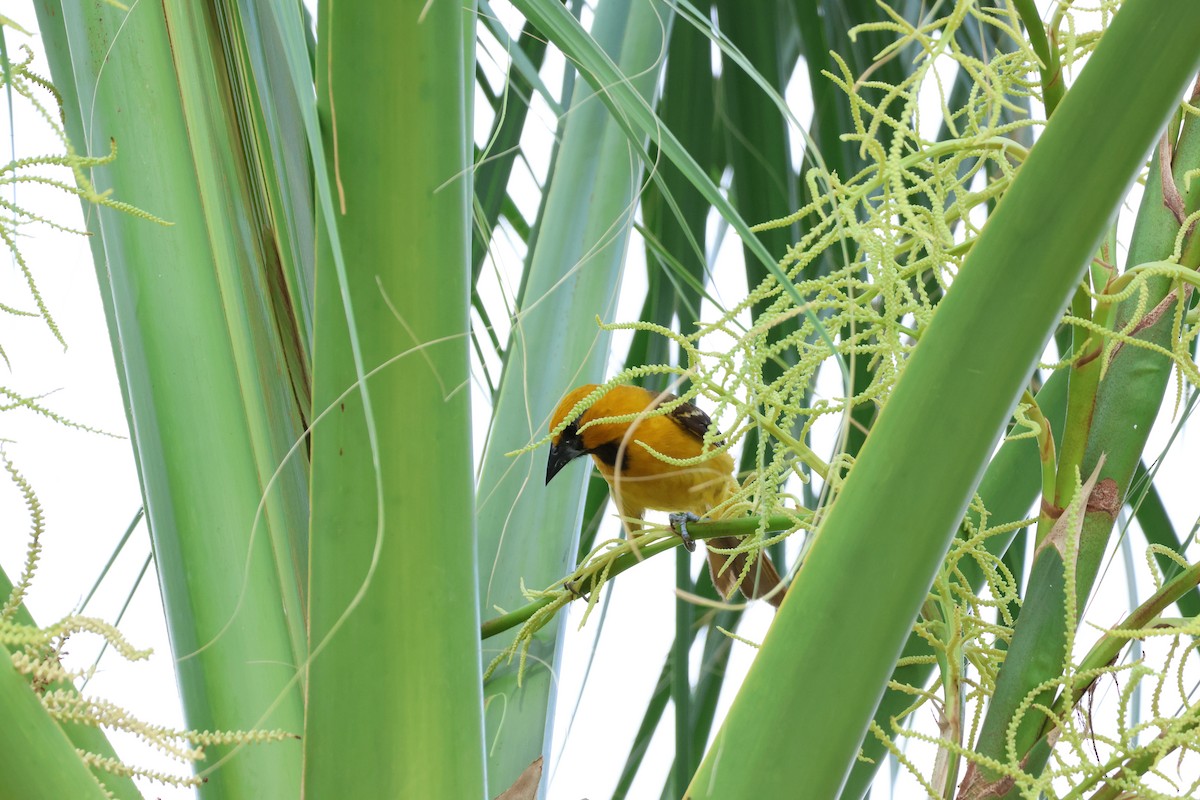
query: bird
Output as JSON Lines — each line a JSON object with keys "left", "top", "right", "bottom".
{"left": 545, "top": 383, "right": 785, "bottom": 607}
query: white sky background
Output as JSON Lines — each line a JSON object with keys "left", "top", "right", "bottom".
{"left": 2, "top": 1, "right": 1199, "bottom": 799}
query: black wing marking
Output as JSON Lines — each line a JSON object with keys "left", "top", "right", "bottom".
{"left": 656, "top": 392, "right": 723, "bottom": 445}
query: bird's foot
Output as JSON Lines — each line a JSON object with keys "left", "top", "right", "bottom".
{"left": 669, "top": 512, "right": 702, "bottom": 552}
{"left": 564, "top": 580, "right": 589, "bottom": 601}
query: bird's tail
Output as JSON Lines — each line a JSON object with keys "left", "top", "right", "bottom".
{"left": 706, "top": 536, "right": 785, "bottom": 608}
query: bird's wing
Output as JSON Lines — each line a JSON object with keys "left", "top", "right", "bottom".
{"left": 656, "top": 392, "right": 722, "bottom": 445}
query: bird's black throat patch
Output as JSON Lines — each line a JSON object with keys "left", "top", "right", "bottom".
{"left": 589, "top": 440, "right": 629, "bottom": 471}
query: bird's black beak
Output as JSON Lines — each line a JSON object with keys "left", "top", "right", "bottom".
{"left": 546, "top": 426, "right": 586, "bottom": 485}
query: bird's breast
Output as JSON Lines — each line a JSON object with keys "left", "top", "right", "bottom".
{"left": 591, "top": 446, "right": 735, "bottom": 515}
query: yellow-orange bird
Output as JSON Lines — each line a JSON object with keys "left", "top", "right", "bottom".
{"left": 546, "top": 384, "right": 784, "bottom": 606}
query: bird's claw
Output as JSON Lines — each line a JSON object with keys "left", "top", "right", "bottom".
{"left": 669, "top": 512, "right": 701, "bottom": 552}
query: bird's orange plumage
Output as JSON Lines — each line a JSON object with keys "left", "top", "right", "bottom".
{"left": 547, "top": 383, "right": 784, "bottom": 606}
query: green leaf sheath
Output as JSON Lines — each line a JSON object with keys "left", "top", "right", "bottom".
{"left": 305, "top": 2, "right": 485, "bottom": 798}
{"left": 0, "top": 645, "right": 109, "bottom": 800}
{"left": 46, "top": 2, "right": 309, "bottom": 794}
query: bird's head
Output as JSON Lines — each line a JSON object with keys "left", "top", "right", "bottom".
{"left": 545, "top": 384, "right": 600, "bottom": 485}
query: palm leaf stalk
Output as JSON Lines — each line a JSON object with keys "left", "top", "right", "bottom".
{"left": 36, "top": 1, "right": 309, "bottom": 793}
{"left": 302, "top": 2, "right": 486, "bottom": 797}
